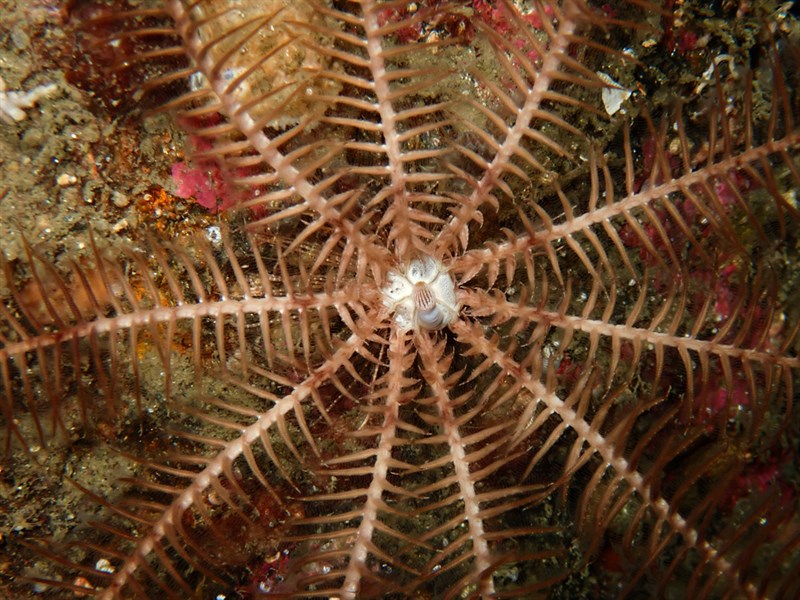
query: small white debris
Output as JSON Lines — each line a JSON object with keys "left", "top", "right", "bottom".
{"left": 0, "top": 75, "right": 57, "bottom": 124}
{"left": 597, "top": 72, "right": 632, "bottom": 116}
{"left": 57, "top": 173, "right": 77, "bottom": 186}
{"left": 693, "top": 54, "right": 737, "bottom": 95}
{"left": 95, "top": 558, "right": 115, "bottom": 573}
{"left": 205, "top": 225, "right": 222, "bottom": 244}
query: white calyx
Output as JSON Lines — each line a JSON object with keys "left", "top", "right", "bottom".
{"left": 382, "top": 256, "right": 458, "bottom": 331}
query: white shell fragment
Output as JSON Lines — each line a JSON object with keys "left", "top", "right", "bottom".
{"left": 0, "top": 75, "right": 57, "bottom": 124}
{"left": 597, "top": 71, "right": 632, "bottom": 116}
{"left": 382, "top": 256, "right": 458, "bottom": 331}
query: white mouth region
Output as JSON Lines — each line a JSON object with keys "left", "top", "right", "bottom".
{"left": 382, "top": 256, "right": 458, "bottom": 332}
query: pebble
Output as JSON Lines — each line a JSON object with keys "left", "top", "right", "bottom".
{"left": 57, "top": 173, "right": 77, "bottom": 186}
{"left": 112, "top": 191, "right": 130, "bottom": 208}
